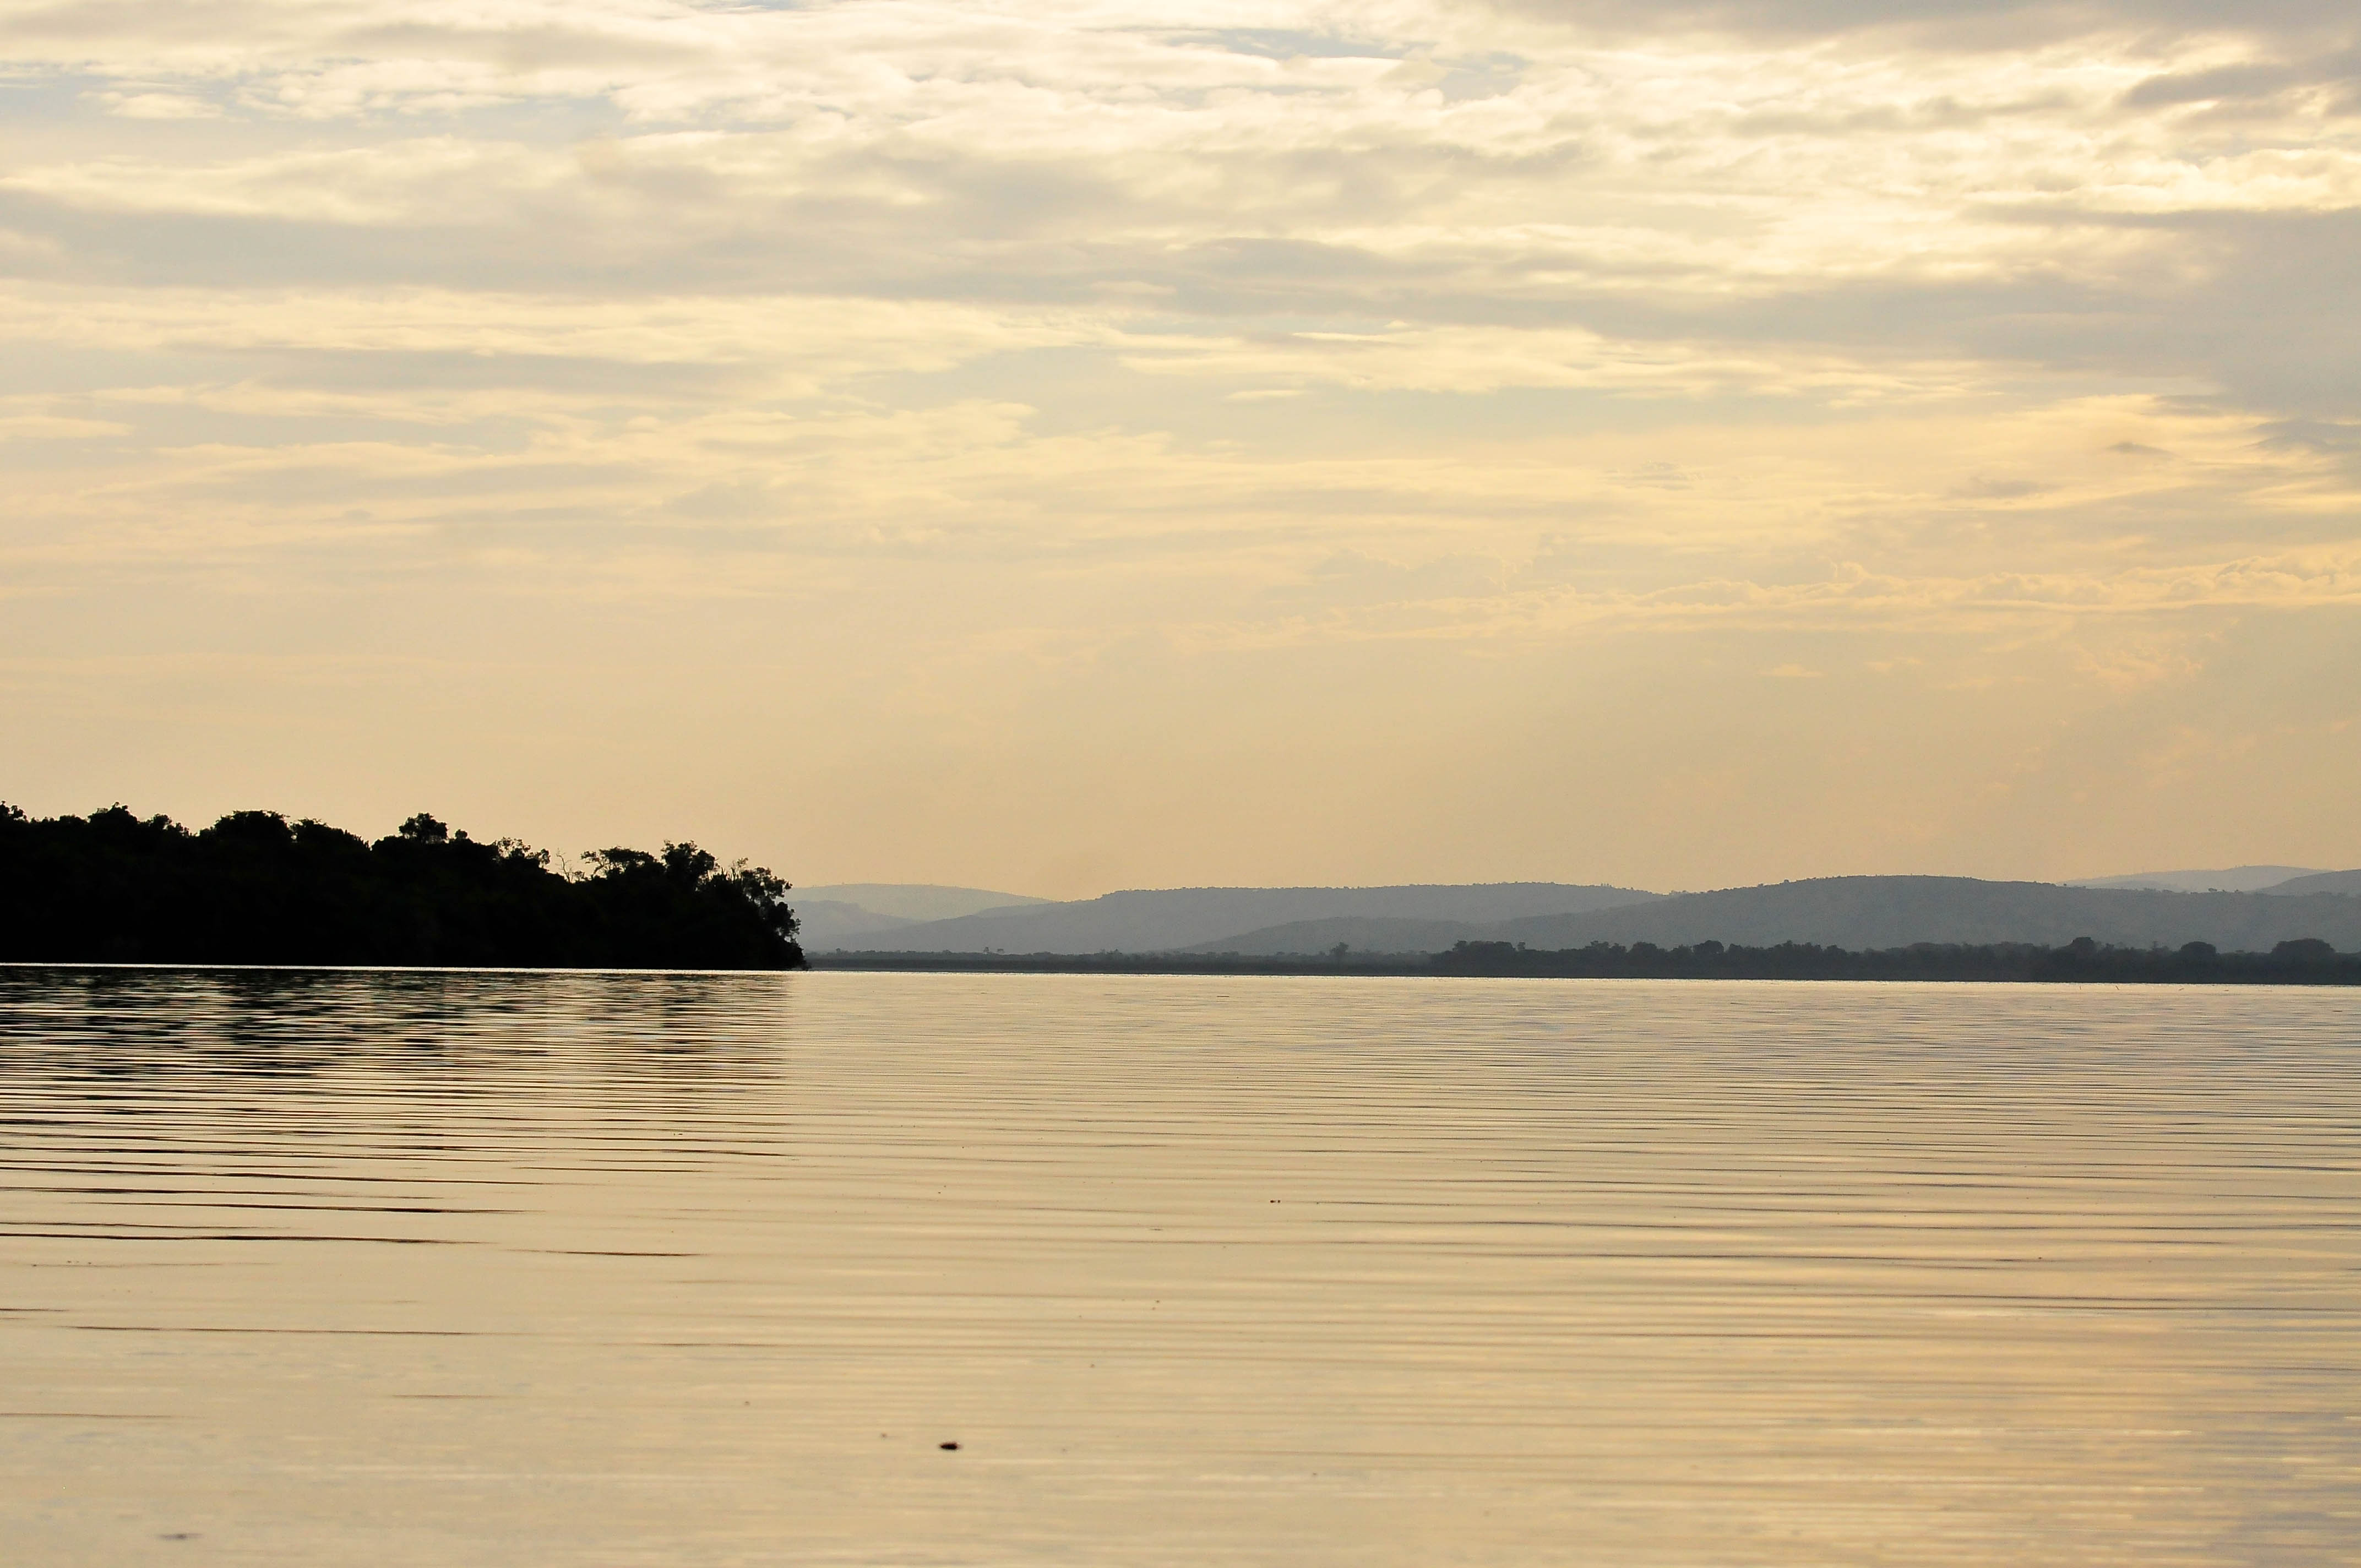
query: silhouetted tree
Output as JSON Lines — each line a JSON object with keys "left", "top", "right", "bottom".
{"left": 0, "top": 804, "right": 801, "bottom": 969}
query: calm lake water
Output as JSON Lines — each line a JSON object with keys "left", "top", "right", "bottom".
{"left": 3, "top": 969, "right": 2357, "bottom": 1566}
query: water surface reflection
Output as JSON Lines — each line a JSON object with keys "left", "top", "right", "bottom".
{"left": 3, "top": 969, "right": 2356, "bottom": 1566}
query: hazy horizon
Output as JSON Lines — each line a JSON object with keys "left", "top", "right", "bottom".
{"left": 6, "top": 2, "right": 2359, "bottom": 900}
{"left": 802, "top": 862, "right": 2347, "bottom": 911}
{"left": 3, "top": 798, "right": 2351, "bottom": 907}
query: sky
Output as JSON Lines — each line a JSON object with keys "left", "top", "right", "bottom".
{"left": 3, "top": 0, "right": 2359, "bottom": 897}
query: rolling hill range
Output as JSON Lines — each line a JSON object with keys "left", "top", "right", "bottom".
{"left": 811, "top": 873, "right": 2361, "bottom": 957}
{"left": 795, "top": 883, "right": 1049, "bottom": 948}
{"left": 2067, "top": 865, "right": 2324, "bottom": 892}
{"left": 794, "top": 901, "right": 922, "bottom": 949}
{"left": 1173, "top": 881, "right": 2361, "bottom": 956}
{"left": 2260, "top": 869, "right": 2361, "bottom": 897}
{"left": 1173, "top": 915, "right": 1544, "bottom": 956}
{"left": 810, "top": 883, "right": 1661, "bottom": 954}
{"left": 1471, "top": 877, "right": 2361, "bottom": 954}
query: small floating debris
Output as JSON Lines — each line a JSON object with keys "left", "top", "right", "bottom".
{"left": 939, "top": 1440, "right": 960, "bottom": 1451}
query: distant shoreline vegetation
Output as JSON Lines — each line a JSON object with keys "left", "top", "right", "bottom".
{"left": 0, "top": 805, "right": 802, "bottom": 970}
{"left": 816, "top": 937, "right": 2360, "bottom": 984}
{"left": 7, "top": 804, "right": 2353, "bottom": 983}
{"left": 1434, "top": 937, "right": 2359, "bottom": 983}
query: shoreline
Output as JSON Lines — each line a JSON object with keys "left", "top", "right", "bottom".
{"left": 813, "top": 948, "right": 2361, "bottom": 984}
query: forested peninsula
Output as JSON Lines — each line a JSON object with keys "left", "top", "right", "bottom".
{"left": 0, "top": 805, "right": 802, "bottom": 969}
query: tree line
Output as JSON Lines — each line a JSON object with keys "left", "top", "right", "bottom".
{"left": 1433, "top": 935, "right": 2359, "bottom": 983}
{"left": 0, "top": 804, "right": 802, "bottom": 969}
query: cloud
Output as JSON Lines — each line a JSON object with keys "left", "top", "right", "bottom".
{"left": 1, "top": 3, "right": 2348, "bottom": 406}
{"left": 0, "top": 0, "right": 2356, "bottom": 884}
{"left": 86, "top": 89, "right": 222, "bottom": 118}
{"left": 0, "top": 411, "right": 130, "bottom": 439}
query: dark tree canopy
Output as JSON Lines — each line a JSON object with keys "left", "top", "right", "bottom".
{"left": 0, "top": 804, "right": 802, "bottom": 970}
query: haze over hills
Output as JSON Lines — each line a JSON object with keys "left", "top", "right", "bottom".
{"left": 796, "top": 884, "right": 1049, "bottom": 949}
{"left": 1176, "top": 916, "right": 1558, "bottom": 956}
{"left": 801, "top": 884, "right": 1051, "bottom": 920}
{"left": 1478, "top": 878, "right": 2361, "bottom": 953}
{"left": 1181, "top": 881, "right": 2361, "bottom": 956}
{"left": 814, "top": 873, "right": 2361, "bottom": 956}
{"left": 2260, "top": 869, "right": 2361, "bottom": 897}
{"left": 811, "top": 884, "right": 1661, "bottom": 955}
{"left": 2067, "top": 865, "right": 2325, "bottom": 893}
{"left": 795, "top": 902, "right": 920, "bottom": 949}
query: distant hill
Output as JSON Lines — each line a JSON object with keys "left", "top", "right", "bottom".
{"left": 2068, "top": 865, "right": 2323, "bottom": 893}
{"left": 1483, "top": 876, "right": 2361, "bottom": 952}
{"left": 1180, "top": 876, "right": 2361, "bottom": 956}
{"left": 817, "top": 874, "right": 2361, "bottom": 957}
{"left": 794, "top": 900, "right": 920, "bottom": 949}
{"left": 1178, "top": 915, "right": 1517, "bottom": 956}
{"left": 2259, "top": 869, "right": 2361, "bottom": 896}
{"left": 799, "top": 883, "right": 1050, "bottom": 920}
{"left": 825, "top": 883, "right": 1662, "bottom": 954}
{"left": 796, "top": 883, "right": 1048, "bottom": 948}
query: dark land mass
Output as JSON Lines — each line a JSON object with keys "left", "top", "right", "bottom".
{"left": 1433, "top": 937, "right": 2360, "bottom": 983}
{"left": 2265, "top": 868, "right": 2361, "bottom": 897}
{"left": 0, "top": 804, "right": 802, "bottom": 969}
{"left": 823, "top": 882, "right": 1660, "bottom": 954}
{"left": 815, "top": 950, "right": 1437, "bottom": 976}
{"left": 816, "top": 935, "right": 2360, "bottom": 983}
{"left": 817, "top": 873, "right": 2361, "bottom": 957}
{"left": 10, "top": 802, "right": 2353, "bottom": 981}
{"left": 1472, "top": 876, "right": 2361, "bottom": 954}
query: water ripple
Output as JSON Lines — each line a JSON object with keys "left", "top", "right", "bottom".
{"left": 2, "top": 968, "right": 2357, "bottom": 1566}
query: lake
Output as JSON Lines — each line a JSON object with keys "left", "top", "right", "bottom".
{"left": 3, "top": 969, "right": 2356, "bottom": 1566}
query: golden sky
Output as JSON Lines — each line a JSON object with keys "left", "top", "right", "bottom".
{"left": 4, "top": 1, "right": 2358, "bottom": 895}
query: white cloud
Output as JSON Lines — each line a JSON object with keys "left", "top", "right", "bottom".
{"left": 87, "top": 89, "right": 222, "bottom": 118}
{"left": 1, "top": 0, "right": 2357, "bottom": 883}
